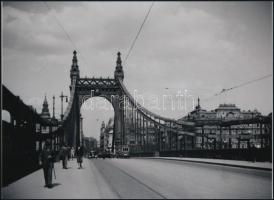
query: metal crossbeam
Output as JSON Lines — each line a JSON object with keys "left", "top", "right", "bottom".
{"left": 77, "top": 78, "right": 119, "bottom": 90}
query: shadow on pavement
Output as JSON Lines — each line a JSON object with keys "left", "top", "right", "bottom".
{"left": 51, "top": 183, "right": 61, "bottom": 188}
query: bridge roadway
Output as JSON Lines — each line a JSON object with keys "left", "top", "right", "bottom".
{"left": 2, "top": 158, "right": 272, "bottom": 199}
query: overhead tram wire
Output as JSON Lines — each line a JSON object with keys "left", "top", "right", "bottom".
{"left": 43, "top": 1, "right": 89, "bottom": 68}
{"left": 202, "top": 74, "right": 273, "bottom": 102}
{"left": 124, "top": 1, "right": 154, "bottom": 65}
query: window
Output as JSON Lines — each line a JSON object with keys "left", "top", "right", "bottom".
{"left": 2, "top": 110, "right": 11, "bottom": 123}
{"left": 36, "top": 123, "right": 41, "bottom": 133}
{"left": 36, "top": 141, "right": 40, "bottom": 151}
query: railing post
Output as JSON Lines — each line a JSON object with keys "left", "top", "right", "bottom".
{"left": 134, "top": 107, "right": 136, "bottom": 153}
{"left": 202, "top": 126, "right": 204, "bottom": 150}
{"left": 143, "top": 116, "right": 145, "bottom": 153}
{"left": 137, "top": 112, "right": 140, "bottom": 153}
{"left": 260, "top": 122, "right": 263, "bottom": 148}
{"left": 219, "top": 125, "right": 222, "bottom": 150}
{"left": 169, "top": 122, "right": 172, "bottom": 151}
{"left": 229, "top": 126, "right": 232, "bottom": 149}
{"left": 176, "top": 131, "right": 179, "bottom": 151}
{"left": 146, "top": 120, "right": 149, "bottom": 153}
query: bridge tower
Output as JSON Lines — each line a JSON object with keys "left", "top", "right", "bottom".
{"left": 114, "top": 52, "right": 124, "bottom": 81}
{"left": 113, "top": 52, "right": 125, "bottom": 151}
{"left": 66, "top": 50, "right": 81, "bottom": 148}
{"left": 63, "top": 51, "right": 127, "bottom": 151}
{"left": 70, "top": 50, "right": 80, "bottom": 86}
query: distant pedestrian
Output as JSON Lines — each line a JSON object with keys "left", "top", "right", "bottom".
{"left": 39, "top": 139, "right": 55, "bottom": 188}
{"left": 71, "top": 147, "right": 75, "bottom": 160}
{"left": 60, "top": 143, "right": 68, "bottom": 169}
{"left": 76, "top": 145, "right": 84, "bottom": 169}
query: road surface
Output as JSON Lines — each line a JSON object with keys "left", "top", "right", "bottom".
{"left": 90, "top": 158, "right": 272, "bottom": 199}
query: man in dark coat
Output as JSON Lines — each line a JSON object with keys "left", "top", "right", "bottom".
{"left": 40, "top": 139, "right": 55, "bottom": 188}
{"left": 76, "top": 145, "right": 84, "bottom": 169}
{"left": 60, "top": 143, "right": 68, "bottom": 169}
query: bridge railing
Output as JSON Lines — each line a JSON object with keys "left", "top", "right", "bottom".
{"left": 117, "top": 79, "right": 197, "bottom": 154}
{"left": 118, "top": 79, "right": 194, "bottom": 130}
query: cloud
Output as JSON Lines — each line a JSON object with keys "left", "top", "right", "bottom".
{"left": 2, "top": 2, "right": 272, "bottom": 139}
{"left": 3, "top": 1, "right": 83, "bottom": 14}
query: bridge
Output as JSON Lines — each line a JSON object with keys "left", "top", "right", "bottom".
{"left": 49, "top": 50, "right": 197, "bottom": 153}
{"left": 2, "top": 51, "right": 272, "bottom": 198}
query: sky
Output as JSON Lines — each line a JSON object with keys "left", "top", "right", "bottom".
{"left": 2, "top": 1, "right": 273, "bottom": 141}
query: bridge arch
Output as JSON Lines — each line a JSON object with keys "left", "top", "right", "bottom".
{"left": 81, "top": 96, "right": 115, "bottom": 152}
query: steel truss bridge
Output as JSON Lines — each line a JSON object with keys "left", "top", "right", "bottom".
{"left": 62, "top": 51, "right": 196, "bottom": 153}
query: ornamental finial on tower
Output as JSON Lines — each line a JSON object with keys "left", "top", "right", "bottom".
{"left": 72, "top": 50, "right": 78, "bottom": 66}
{"left": 70, "top": 50, "right": 80, "bottom": 83}
{"left": 43, "top": 94, "right": 48, "bottom": 105}
{"left": 195, "top": 97, "right": 201, "bottom": 110}
{"left": 116, "top": 51, "right": 122, "bottom": 66}
{"left": 114, "top": 51, "right": 124, "bottom": 80}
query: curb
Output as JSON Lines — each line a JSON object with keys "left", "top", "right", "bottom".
{"left": 145, "top": 157, "right": 272, "bottom": 171}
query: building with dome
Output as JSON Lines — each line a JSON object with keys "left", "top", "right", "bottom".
{"left": 178, "top": 98, "right": 271, "bottom": 150}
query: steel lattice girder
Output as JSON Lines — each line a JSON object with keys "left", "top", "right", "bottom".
{"left": 77, "top": 78, "right": 119, "bottom": 90}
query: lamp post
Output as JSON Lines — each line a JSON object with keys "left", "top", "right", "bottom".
{"left": 60, "top": 92, "right": 68, "bottom": 121}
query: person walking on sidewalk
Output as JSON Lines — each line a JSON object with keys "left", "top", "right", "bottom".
{"left": 76, "top": 145, "right": 84, "bottom": 169}
{"left": 40, "top": 139, "right": 55, "bottom": 188}
{"left": 71, "top": 147, "right": 75, "bottom": 160}
{"left": 60, "top": 143, "right": 68, "bottom": 169}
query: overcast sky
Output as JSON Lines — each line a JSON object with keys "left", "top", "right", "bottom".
{"left": 2, "top": 1, "right": 273, "bottom": 140}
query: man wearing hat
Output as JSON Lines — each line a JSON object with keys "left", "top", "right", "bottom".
{"left": 40, "top": 139, "right": 55, "bottom": 188}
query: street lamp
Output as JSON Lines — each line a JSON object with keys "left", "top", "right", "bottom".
{"left": 60, "top": 92, "right": 68, "bottom": 121}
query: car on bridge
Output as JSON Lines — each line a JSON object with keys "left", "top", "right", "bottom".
{"left": 88, "top": 151, "right": 98, "bottom": 159}
{"left": 116, "top": 145, "right": 130, "bottom": 158}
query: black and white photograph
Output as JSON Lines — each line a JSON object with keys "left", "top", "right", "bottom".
{"left": 1, "top": 1, "right": 273, "bottom": 199}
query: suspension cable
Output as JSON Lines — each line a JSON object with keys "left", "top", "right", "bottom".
{"left": 202, "top": 74, "right": 272, "bottom": 102}
{"left": 124, "top": 1, "right": 154, "bottom": 64}
{"left": 43, "top": 1, "right": 89, "bottom": 68}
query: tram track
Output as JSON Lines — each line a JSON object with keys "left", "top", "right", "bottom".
{"left": 91, "top": 159, "right": 167, "bottom": 199}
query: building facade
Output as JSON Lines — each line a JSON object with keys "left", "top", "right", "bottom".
{"left": 178, "top": 98, "right": 272, "bottom": 150}
{"left": 99, "top": 118, "right": 114, "bottom": 154}
{"left": 83, "top": 136, "right": 98, "bottom": 154}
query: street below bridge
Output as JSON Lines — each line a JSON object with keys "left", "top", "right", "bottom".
{"left": 2, "top": 158, "right": 272, "bottom": 199}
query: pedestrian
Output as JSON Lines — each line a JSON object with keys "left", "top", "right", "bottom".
{"left": 76, "top": 145, "right": 84, "bottom": 169}
{"left": 39, "top": 139, "right": 55, "bottom": 188}
{"left": 60, "top": 143, "right": 68, "bottom": 169}
{"left": 71, "top": 147, "right": 75, "bottom": 160}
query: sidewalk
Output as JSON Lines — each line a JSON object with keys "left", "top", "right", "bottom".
{"left": 1, "top": 158, "right": 115, "bottom": 199}
{"left": 146, "top": 157, "right": 272, "bottom": 171}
